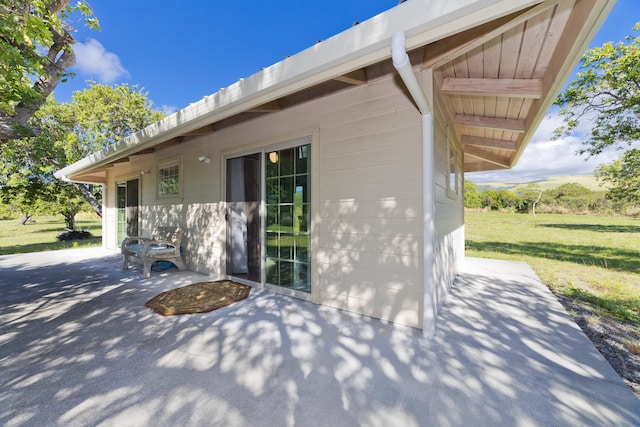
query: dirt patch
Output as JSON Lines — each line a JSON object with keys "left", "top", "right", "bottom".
{"left": 554, "top": 293, "right": 640, "bottom": 398}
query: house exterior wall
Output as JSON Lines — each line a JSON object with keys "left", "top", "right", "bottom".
{"left": 106, "top": 144, "right": 226, "bottom": 274}
{"left": 104, "top": 71, "right": 462, "bottom": 330}
{"left": 432, "top": 84, "right": 465, "bottom": 315}
{"left": 315, "top": 77, "right": 424, "bottom": 329}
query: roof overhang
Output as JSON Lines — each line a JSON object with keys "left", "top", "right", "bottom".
{"left": 56, "top": 0, "right": 616, "bottom": 183}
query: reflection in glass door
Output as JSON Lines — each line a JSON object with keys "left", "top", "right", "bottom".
{"left": 265, "top": 144, "right": 311, "bottom": 293}
{"left": 226, "top": 153, "right": 262, "bottom": 283}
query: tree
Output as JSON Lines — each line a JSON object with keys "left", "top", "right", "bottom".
{"left": 60, "top": 82, "right": 164, "bottom": 152}
{"left": 464, "top": 180, "right": 483, "bottom": 208}
{"left": 478, "top": 189, "right": 522, "bottom": 211}
{"left": 43, "top": 181, "right": 89, "bottom": 230}
{"left": 542, "top": 183, "right": 594, "bottom": 212}
{"left": 596, "top": 149, "right": 640, "bottom": 203}
{"left": 0, "top": 0, "right": 99, "bottom": 142}
{"left": 0, "top": 169, "right": 47, "bottom": 224}
{"left": 0, "top": 116, "right": 92, "bottom": 228}
{"left": 496, "top": 190, "right": 521, "bottom": 210}
{"left": 0, "top": 83, "right": 164, "bottom": 227}
{"left": 554, "top": 23, "right": 640, "bottom": 203}
{"left": 516, "top": 184, "right": 543, "bottom": 216}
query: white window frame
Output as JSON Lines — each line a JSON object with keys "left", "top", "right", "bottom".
{"left": 447, "top": 128, "right": 459, "bottom": 199}
{"left": 262, "top": 135, "right": 314, "bottom": 301}
{"left": 157, "top": 157, "right": 183, "bottom": 200}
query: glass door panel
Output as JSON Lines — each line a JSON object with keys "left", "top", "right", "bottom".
{"left": 226, "top": 153, "right": 261, "bottom": 283}
{"left": 117, "top": 179, "right": 139, "bottom": 245}
{"left": 265, "top": 144, "right": 311, "bottom": 293}
{"left": 126, "top": 179, "right": 139, "bottom": 237}
{"left": 117, "top": 184, "right": 126, "bottom": 245}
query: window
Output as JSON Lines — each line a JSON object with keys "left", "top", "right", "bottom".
{"left": 157, "top": 159, "right": 181, "bottom": 199}
{"left": 447, "top": 129, "right": 459, "bottom": 198}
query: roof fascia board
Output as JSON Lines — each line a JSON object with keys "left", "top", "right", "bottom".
{"left": 56, "top": 0, "right": 542, "bottom": 181}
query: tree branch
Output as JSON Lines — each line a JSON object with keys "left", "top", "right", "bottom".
{"left": 1, "top": 27, "right": 76, "bottom": 142}
{"left": 45, "top": 0, "right": 71, "bottom": 15}
{"left": 0, "top": 0, "right": 77, "bottom": 142}
{"left": 72, "top": 182, "right": 102, "bottom": 217}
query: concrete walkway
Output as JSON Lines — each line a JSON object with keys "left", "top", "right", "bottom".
{"left": 1, "top": 248, "right": 639, "bottom": 426}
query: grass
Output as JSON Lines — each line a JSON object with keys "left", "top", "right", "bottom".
{"left": 0, "top": 214, "right": 102, "bottom": 255}
{"left": 465, "top": 211, "right": 640, "bottom": 325}
{"left": 624, "top": 340, "right": 640, "bottom": 356}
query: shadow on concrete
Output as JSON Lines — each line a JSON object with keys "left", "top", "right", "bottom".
{"left": 0, "top": 250, "right": 638, "bottom": 426}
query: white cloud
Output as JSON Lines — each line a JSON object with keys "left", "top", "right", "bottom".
{"left": 467, "top": 109, "right": 619, "bottom": 183}
{"left": 160, "top": 105, "right": 178, "bottom": 115}
{"left": 73, "top": 39, "right": 129, "bottom": 83}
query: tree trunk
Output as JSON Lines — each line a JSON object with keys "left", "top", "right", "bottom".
{"left": 73, "top": 182, "right": 102, "bottom": 217}
{"left": 64, "top": 212, "right": 76, "bottom": 230}
{"left": 533, "top": 191, "right": 543, "bottom": 218}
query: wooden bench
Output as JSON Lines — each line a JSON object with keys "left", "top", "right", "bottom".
{"left": 121, "top": 227, "right": 187, "bottom": 279}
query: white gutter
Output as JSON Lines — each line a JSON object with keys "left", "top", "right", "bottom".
{"left": 391, "top": 31, "right": 436, "bottom": 338}
{"left": 56, "top": 0, "right": 540, "bottom": 182}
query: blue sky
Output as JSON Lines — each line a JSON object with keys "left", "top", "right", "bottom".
{"left": 56, "top": 0, "right": 639, "bottom": 184}
{"left": 58, "top": 0, "right": 400, "bottom": 110}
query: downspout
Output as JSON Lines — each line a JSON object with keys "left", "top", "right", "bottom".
{"left": 391, "top": 32, "right": 436, "bottom": 338}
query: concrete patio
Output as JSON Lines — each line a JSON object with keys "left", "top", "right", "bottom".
{"left": 1, "top": 248, "right": 639, "bottom": 426}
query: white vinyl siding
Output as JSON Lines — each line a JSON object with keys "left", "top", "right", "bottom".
{"left": 315, "top": 79, "right": 423, "bottom": 329}
{"left": 432, "top": 86, "right": 465, "bottom": 313}
{"left": 104, "top": 74, "right": 429, "bottom": 329}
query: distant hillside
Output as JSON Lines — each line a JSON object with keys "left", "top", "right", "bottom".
{"left": 473, "top": 174, "right": 606, "bottom": 192}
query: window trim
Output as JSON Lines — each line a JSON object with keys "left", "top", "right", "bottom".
{"left": 446, "top": 128, "right": 460, "bottom": 199}
{"left": 156, "top": 157, "right": 183, "bottom": 201}
{"left": 220, "top": 128, "right": 320, "bottom": 304}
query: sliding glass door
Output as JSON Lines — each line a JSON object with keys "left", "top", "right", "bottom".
{"left": 225, "top": 141, "right": 311, "bottom": 294}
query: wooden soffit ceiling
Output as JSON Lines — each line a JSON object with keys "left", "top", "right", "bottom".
{"left": 426, "top": 0, "right": 598, "bottom": 173}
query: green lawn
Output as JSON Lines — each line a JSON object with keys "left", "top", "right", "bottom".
{"left": 465, "top": 211, "right": 640, "bottom": 325}
{"left": 0, "top": 215, "right": 102, "bottom": 255}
